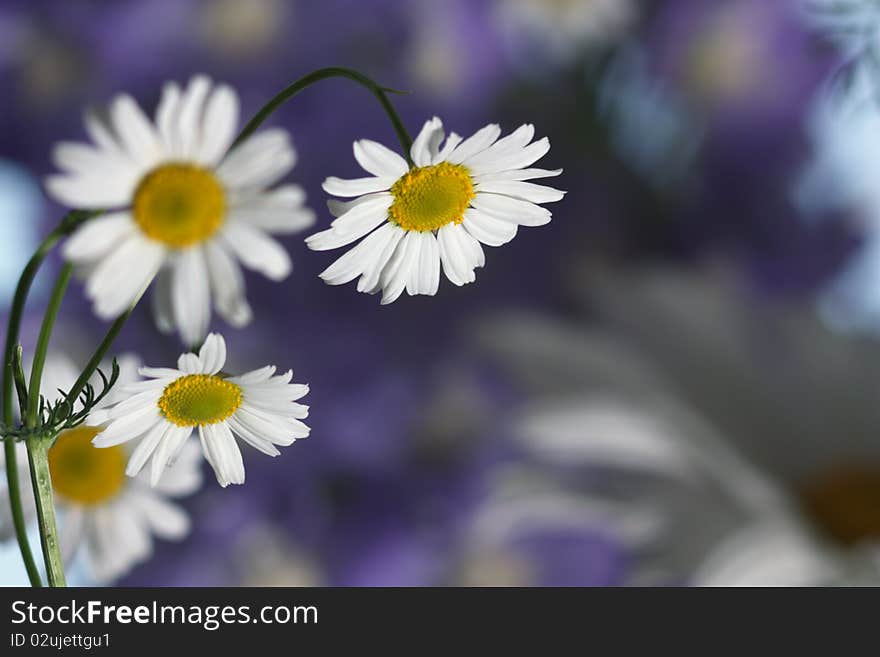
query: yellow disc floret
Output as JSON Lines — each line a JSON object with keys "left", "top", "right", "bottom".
{"left": 49, "top": 425, "right": 126, "bottom": 505}
{"left": 388, "top": 162, "right": 474, "bottom": 232}
{"left": 158, "top": 374, "right": 242, "bottom": 427}
{"left": 133, "top": 163, "right": 226, "bottom": 247}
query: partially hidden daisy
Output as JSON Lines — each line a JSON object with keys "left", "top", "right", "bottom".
{"left": 93, "top": 333, "right": 310, "bottom": 487}
{"left": 0, "top": 354, "right": 203, "bottom": 583}
{"left": 47, "top": 75, "right": 315, "bottom": 345}
{"left": 306, "top": 117, "right": 564, "bottom": 303}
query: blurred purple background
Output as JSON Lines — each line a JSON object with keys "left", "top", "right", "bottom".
{"left": 4, "top": 0, "right": 880, "bottom": 586}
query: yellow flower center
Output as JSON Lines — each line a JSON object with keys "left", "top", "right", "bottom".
{"left": 158, "top": 374, "right": 242, "bottom": 426}
{"left": 49, "top": 426, "right": 126, "bottom": 506}
{"left": 388, "top": 162, "right": 474, "bottom": 232}
{"left": 133, "top": 163, "right": 226, "bottom": 248}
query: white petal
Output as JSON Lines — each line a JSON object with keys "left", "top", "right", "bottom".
{"left": 138, "top": 366, "right": 184, "bottom": 380}
{"left": 110, "top": 94, "right": 162, "bottom": 167}
{"left": 52, "top": 142, "right": 132, "bottom": 179}
{"left": 327, "top": 193, "right": 394, "bottom": 235}
{"left": 63, "top": 212, "right": 136, "bottom": 262}
{"left": 466, "top": 124, "right": 535, "bottom": 168}
{"left": 198, "top": 332, "right": 227, "bottom": 374}
{"left": 58, "top": 508, "right": 84, "bottom": 565}
{"left": 358, "top": 224, "right": 405, "bottom": 294}
{"left": 461, "top": 224, "right": 485, "bottom": 268}
{"left": 234, "top": 405, "right": 306, "bottom": 443}
{"left": 228, "top": 185, "right": 315, "bottom": 234}
{"left": 465, "top": 137, "right": 551, "bottom": 176}
{"left": 380, "top": 230, "right": 421, "bottom": 304}
{"left": 177, "top": 352, "right": 201, "bottom": 374}
{"left": 227, "top": 365, "right": 276, "bottom": 386}
{"left": 462, "top": 207, "right": 518, "bottom": 246}
{"left": 327, "top": 192, "right": 389, "bottom": 217}
{"left": 437, "top": 223, "right": 480, "bottom": 285}
{"left": 199, "top": 423, "right": 245, "bottom": 487}
{"left": 84, "top": 112, "right": 125, "bottom": 157}
{"left": 410, "top": 116, "right": 444, "bottom": 167}
{"left": 217, "top": 128, "right": 295, "bottom": 191}
{"left": 45, "top": 171, "right": 137, "bottom": 209}
{"left": 198, "top": 83, "right": 239, "bottom": 165}
{"left": 434, "top": 132, "right": 463, "bottom": 164}
{"left": 176, "top": 75, "right": 212, "bottom": 159}
{"left": 151, "top": 439, "right": 201, "bottom": 494}
{"left": 155, "top": 82, "right": 182, "bottom": 155}
{"left": 475, "top": 180, "right": 565, "bottom": 204}
{"left": 131, "top": 491, "right": 190, "bottom": 539}
{"left": 404, "top": 231, "right": 440, "bottom": 296}
{"left": 221, "top": 222, "right": 292, "bottom": 280}
{"left": 318, "top": 220, "right": 397, "bottom": 285}
{"left": 204, "top": 241, "right": 252, "bottom": 327}
{"left": 306, "top": 194, "right": 391, "bottom": 253}
{"left": 322, "top": 176, "right": 395, "bottom": 197}
{"left": 447, "top": 123, "right": 502, "bottom": 164}
{"left": 353, "top": 139, "right": 409, "bottom": 178}
{"left": 172, "top": 248, "right": 212, "bottom": 347}
{"left": 150, "top": 425, "right": 193, "bottom": 487}
{"left": 85, "top": 236, "right": 165, "bottom": 318}
{"left": 419, "top": 231, "right": 440, "bottom": 295}
{"left": 471, "top": 192, "right": 552, "bottom": 227}
{"left": 92, "top": 408, "right": 161, "bottom": 447}
{"left": 125, "top": 421, "right": 172, "bottom": 477}
{"left": 305, "top": 208, "right": 388, "bottom": 252}
{"left": 105, "top": 388, "right": 163, "bottom": 419}
{"left": 226, "top": 415, "right": 281, "bottom": 456}
{"left": 473, "top": 167, "right": 562, "bottom": 183}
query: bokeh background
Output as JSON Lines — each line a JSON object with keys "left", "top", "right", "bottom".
{"left": 3, "top": 0, "right": 880, "bottom": 586}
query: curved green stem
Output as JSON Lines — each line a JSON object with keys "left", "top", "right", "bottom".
{"left": 26, "top": 264, "right": 72, "bottom": 428}
{"left": 65, "top": 300, "right": 139, "bottom": 406}
{"left": 3, "top": 210, "right": 95, "bottom": 587}
{"left": 232, "top": 66, "right": 414, "bottom": 164}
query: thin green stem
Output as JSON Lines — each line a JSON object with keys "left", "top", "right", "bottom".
{"left": 24, "top": 437, "right": 64, "bottom": 586}
{"left": 2, "top": 437, "right": 39, "bottom": 586}
{"left": 22, "top": 264, "right": 72, "bottom": 587}
{"left": 12, "top": 346, "right": 28, "bottom": 419}
{"left": 26, "top": 264, "right": 73, "bottom": 429}
{"left": 2, "top": 210, "right": 95, "bottom": 587}
{"left": 232, "top": 66, "right": 414, "bottom": 164}
{"left": 64, "top": 301, "right": 138, "bottom": 406}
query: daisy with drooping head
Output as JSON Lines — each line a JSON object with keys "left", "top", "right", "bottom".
{"left": 306, "top": 117, "right": 564, "bottom": 303}
{"left": 0, "top": 354, "right": 203, "bottom": 584}
{"left": 46, "top": 75, "right": 315, "bottom": 345}
{"left": 93, "top": 333, "right": 310, "bottom": 487}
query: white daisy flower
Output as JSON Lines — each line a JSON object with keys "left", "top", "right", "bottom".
{"left": 0, "top": 353, "right": 203, "bottom": 584}
{"left": 47, "top": 75, "right": 315, "bottom": 345}
{"left": 306, "top": 117, "right": 564, "bottom": 303}
{"left": 93, "top": 333, "right": 310, "bottom": 487}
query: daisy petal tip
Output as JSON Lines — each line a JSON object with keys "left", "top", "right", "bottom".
{"left": 125, "top": 461, "right": 144, "bottom": 479}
